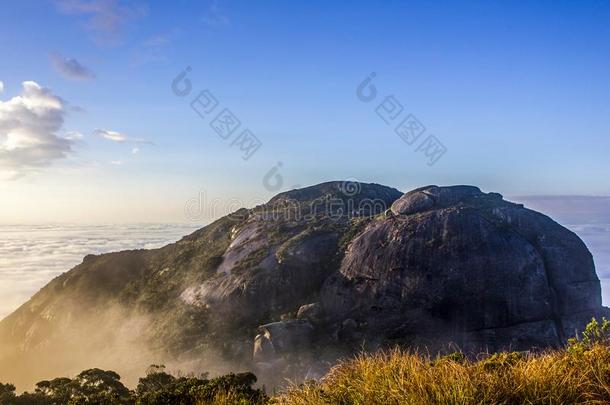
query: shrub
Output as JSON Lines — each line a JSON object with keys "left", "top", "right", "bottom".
{"left": 568, "top": 317, "right": 610, "bottom": 354}
{"left": 480, "top": 351, "right": 524, "bottom": 370}
{"left": 431, "top": 351, "right": 466, "bottom": 366}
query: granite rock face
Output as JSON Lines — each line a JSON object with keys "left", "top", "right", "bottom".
{"left": 321, "top": 185, "right": 603, "bottom": 351}
{"left": 178, "top": 182, "right": 402, "bottom": 329}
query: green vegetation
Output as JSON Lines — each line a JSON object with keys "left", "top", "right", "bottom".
{"left": 0, "top": 366, "right": 266, "bottom": 405}
{"left": 568, "top": 317, "right": 610, "bottom": 354}
{"left": 4, "top": 319, "right": 610, "bottom": 404}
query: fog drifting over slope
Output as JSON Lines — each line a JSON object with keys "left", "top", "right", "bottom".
{"left": 0, "top": 224, "right": 198, "bottom": 319}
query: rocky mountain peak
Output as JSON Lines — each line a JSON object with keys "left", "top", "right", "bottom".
{"left": 390, "top": 185, "right": 505, "bottom": 216}
{"left": 0, "top": 182, "right": 606, "bottom": 389}
{"left": 269, "top": 181, "right": 402, "bottom": 205}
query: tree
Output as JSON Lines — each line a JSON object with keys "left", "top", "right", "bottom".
{"left": 136, "top": 365, "right": 175, "bottom": 397}
{"left": 71, "top": 368, "right": 131, "bottom": 403}
{"left": 0, "top": 383, "right": 17, "bottom": 404}
{"left": 34, "top": 377, "right": 72, "bottom": 403}
{"left": 1, "top": 366, "right": 266, "bottom": 404}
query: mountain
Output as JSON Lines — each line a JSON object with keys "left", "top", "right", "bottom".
{"left": 0, "top": 182, "right": 606, "bottom": 389}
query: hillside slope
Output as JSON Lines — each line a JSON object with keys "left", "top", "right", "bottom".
{"left": 0, "top": 182, "right": 605, "bottom": 389}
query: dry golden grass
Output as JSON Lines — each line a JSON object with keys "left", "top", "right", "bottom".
{"left": 274, "top": 344, "right": 610, "bottom": 405}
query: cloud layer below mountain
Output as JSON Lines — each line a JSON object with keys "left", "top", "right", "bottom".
{"left": 0, "top": 223, "right": 197, "bottom": 319}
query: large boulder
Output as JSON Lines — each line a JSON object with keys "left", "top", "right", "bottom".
{"left": 321, "top": 185, "right": 603, "bottom": 351}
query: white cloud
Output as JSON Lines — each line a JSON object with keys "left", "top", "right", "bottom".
{"left": 50, "top": 53, "right": 95, "bottom": 81}
{"left": 110, "top": 160, "right": 124, "bottom": 166}
{"left": 95, "top": 129, "right": 126, "bottom": 142}
{"left": 54, "top": 0, "right": 148, "bottom": 45}
{"left": 65, "top": 131, "right": 84, "bottom": 140}
{"left": 0, "top": 81, "right": 4, "bottom": 93}
{"left": 0, "top": 81, "right": 73, "bottom": 176}
{"left": 0, "top": 169, "right": 20, "bottom": 181}
{"left": 94, "top": 129, "right": 153, "bottom": 149}
{"left": 131, "top": 147, "right": 140, "bottom": 154}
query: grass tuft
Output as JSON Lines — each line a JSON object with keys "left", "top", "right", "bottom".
{"left": 275, "top": 318, "right": 610, "bottom": 405}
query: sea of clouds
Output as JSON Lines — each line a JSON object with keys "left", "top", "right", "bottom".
{"left": 569, "top": 223, "right": 610, "bottom": 302}
{"left": 0, "top": 224, "right": 198, "bottom": 319}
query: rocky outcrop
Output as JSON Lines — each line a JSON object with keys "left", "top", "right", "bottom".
{"left": 321, "top": 185, "right": 602, "bottom": 351}
{"left": 297, "top": 303, "right": 323, "bottom": 323}
{"left": 178, "top": 182, "right": 402, "bottom": 330}
{"left": 0, "top": 182, "right": 605, "bottom": 389}
{"left": 253, "top": 320, "right": 314, "bottom": 362}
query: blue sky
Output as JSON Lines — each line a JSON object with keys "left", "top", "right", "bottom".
{"left": 0, "top": 0, "right": 609, "bottom": 224}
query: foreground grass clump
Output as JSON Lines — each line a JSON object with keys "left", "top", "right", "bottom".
{"left": 276, "top": 318, "right": 610, "bottom": 405}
